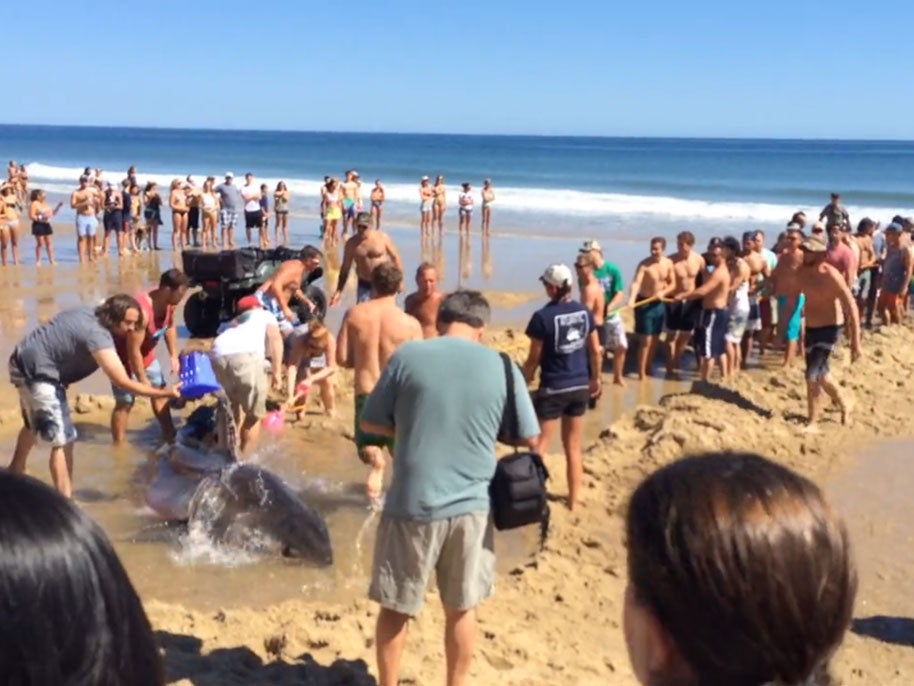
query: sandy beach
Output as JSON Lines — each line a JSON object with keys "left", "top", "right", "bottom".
{"left": 1, "top": 251, "right": 914, "bottom": 685}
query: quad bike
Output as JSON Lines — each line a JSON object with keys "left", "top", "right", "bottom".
{"left": 181, "top": 246, "right": 327, "bottom": 338}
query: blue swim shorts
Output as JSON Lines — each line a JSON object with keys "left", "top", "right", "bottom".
{"left": 112, "top": 358, "right": 166, "bottom": 405}
{"left": 76, "top": 214, "right": 99, "bottom": 238}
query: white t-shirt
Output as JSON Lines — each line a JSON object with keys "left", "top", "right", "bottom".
{"left": 211, "top": 309, "right": 278, "bottom": 358}
{"left": 242, "top": 183, "right": 261, "bottom": 212}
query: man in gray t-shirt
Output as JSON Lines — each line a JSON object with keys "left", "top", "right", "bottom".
{"left": 8, "top": 296, "right": 180, "bottom": 497}
{"left": 359, "top": 290, "right": 539, "bottom": 686}
{"left": 215, "top": 171, "right": 242, "bottom": 247}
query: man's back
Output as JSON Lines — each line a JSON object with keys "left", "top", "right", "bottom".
{"left": 365, "top": 336, "right": 537, "bottom": 521}
{"left": 346, "top": 299, "right": 422, "bottom": 393}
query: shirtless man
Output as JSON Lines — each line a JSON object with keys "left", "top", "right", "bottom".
{"left": 663, "top": 231, "right": 705, "bottom": 378}
{"left": 672, "top": 241, "right": 731, "bottom": 381}
{"left": 330, "top": 212, "right": 404, "bottom": 307}
{"left": 255, "top": 245, "right": 323, "bottom": 335}
{"left": 771, "top": 226, "right": 806, "bottom": 367}
{"left": 580, "top": 240, "right": 627, "bottom": 385}
{"left": 853, "top": 218, "right": 878, "bottom": 326}
{"left": 576, "top": 251, "right": 605, "bottom": 345}
{"left": 70, "top": 174, "right": 101, "bottom": 263}
{"left": 404, "top": 262, "right": 445, "bottom": 338}
{"left": 341, "top": 170, "right": 361, "bottom": 238}
{"left": 795, "top": 234, "right": 861, "bottom": 431}
{"left": 369, "top": 179, "right": 385, "bottom": 230}
{"left": 628, "top": 237, "right": 674, "bottom": 379}
{"left": 336, "top": 263, "right": 423, "bottom": 498}
{"left": 740, "top": 231, "right": 771, "bottom": 369}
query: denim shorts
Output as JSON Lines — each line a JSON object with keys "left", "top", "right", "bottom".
{"left": 112, "top": 358, "right": 165, "bottom": 405}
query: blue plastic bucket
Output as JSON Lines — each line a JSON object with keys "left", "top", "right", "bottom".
{"left": 179, "top": 352, "right": 222, "bottom": 399}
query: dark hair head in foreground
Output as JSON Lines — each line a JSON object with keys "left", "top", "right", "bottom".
{"left": 437, "top": 290, "right": 491, "bottom": 330}
{"left": 624, "top": 451, "right": 856, "bottom": 686}
{"left": 0, "top": 471, "right": 164, "bottom": 686}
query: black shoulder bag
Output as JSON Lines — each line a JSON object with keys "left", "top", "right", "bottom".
{"left": 491, "top": 352, "right": 550, "bottom": 549}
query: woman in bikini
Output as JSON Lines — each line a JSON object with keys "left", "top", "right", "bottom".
{"left": 28, "top": 189, "right": 62, "bottom": 265}
{"left": 322, "top": 178, "right": 342, "bottom": 244}
{"left": 142, "top": 181, "right": 163, "bottom": 251}
{"left": 432, "top": 175, "right": 447, "bottom": 234}
{"left": 481, "top": 178, "right": 495, "bottom": 234}
{"left": 169, "top": 179, "right": 188, "bottom": 251}
{"left": 419, "top": 176, "right": 434, "bottom": 238}
{"left": 284, "top": 320, "right": 338, "bottom": 420}
{"left": 200, "top": 177, "right": 220, "bottom": 250}
{"left": 369, "top": 179, "right": 385, "bottom": 230}
{"left": 273, "top": 181, "right": 290, "bottom": 246}
{"left": 0, "top": 184, "right": 21, "bottom": 265}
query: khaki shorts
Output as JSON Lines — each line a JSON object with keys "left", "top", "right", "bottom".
{"left": 211, "top": 352, "right": 268, "bottom": 419}
{"left": 369, "top": 512, "right": 495, "bottom": 616}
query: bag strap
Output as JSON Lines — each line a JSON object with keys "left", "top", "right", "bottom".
{"left": 499, "top": 352, "right": 520, "bottom": 453}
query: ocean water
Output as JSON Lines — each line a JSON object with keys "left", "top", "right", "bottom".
{"left": 3, "top": 125, "right": 914, "bottom": 288}
{"left": 4, "top": 125, "right": 914, "bottom": 239}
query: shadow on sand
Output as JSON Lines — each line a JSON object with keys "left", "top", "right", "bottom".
{"left": 851, "top": 616, "right": 914, "bottom": 648}
{"left": 157, "top": 631, "right": 376, "bottom": 686}
{"left": 688, "top": 380, "right": 774, "bottom": 419}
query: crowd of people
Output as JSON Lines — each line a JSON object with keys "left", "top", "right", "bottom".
{"left": 319, "top": 171, "right": 496, "bottom": 243}
{"left": 2, "top": 163, "right": 500, "bottom": 268}
{"left": 0, "top": 176, "right": 902, "bottom": 685}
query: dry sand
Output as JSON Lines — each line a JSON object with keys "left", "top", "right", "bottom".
{"left": 2, "top": 258, "right": 913, "bottom": 684}
{"left": 137, "top": 323, "right": 914, "bottom": 685}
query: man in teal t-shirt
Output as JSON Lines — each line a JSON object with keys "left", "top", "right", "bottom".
{"left": 359, "top": 290, "right": 540, "bottom": 686}
{"left": 580, "top": 240, "right": 627, "bottom": 384}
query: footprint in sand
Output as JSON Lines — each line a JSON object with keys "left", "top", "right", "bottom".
{"left": 482, "top": 650, "right": 514, "bottom": 671}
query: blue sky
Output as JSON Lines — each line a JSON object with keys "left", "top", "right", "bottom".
{"left": 6, "top": 1, "right": 912, "bottom": 139}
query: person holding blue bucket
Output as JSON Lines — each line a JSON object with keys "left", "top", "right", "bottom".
{"left": 209, "top": 295, "right": 284, "bottom": 454}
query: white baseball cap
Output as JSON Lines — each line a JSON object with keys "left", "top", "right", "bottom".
{"left": 225, "top": 171, "right": 234, "bottom": 178}
{"left": 540, "top": 264, "right": 574, "bottom": 288}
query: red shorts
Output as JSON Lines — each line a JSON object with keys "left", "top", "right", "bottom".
{"left": 878, "top": 291, "right": 901, "bottom": 310}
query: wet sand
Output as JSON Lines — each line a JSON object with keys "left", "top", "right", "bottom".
{"left": 4, "top": 249, "right": 914, "bottom": 684}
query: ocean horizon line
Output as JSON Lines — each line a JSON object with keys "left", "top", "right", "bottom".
{"left": 2, "top": 122, "right": 913, "bottom": 145}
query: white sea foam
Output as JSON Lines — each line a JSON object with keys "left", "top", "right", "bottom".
{"left": 24, "top": 162, "right": 911, "bottom": 227}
